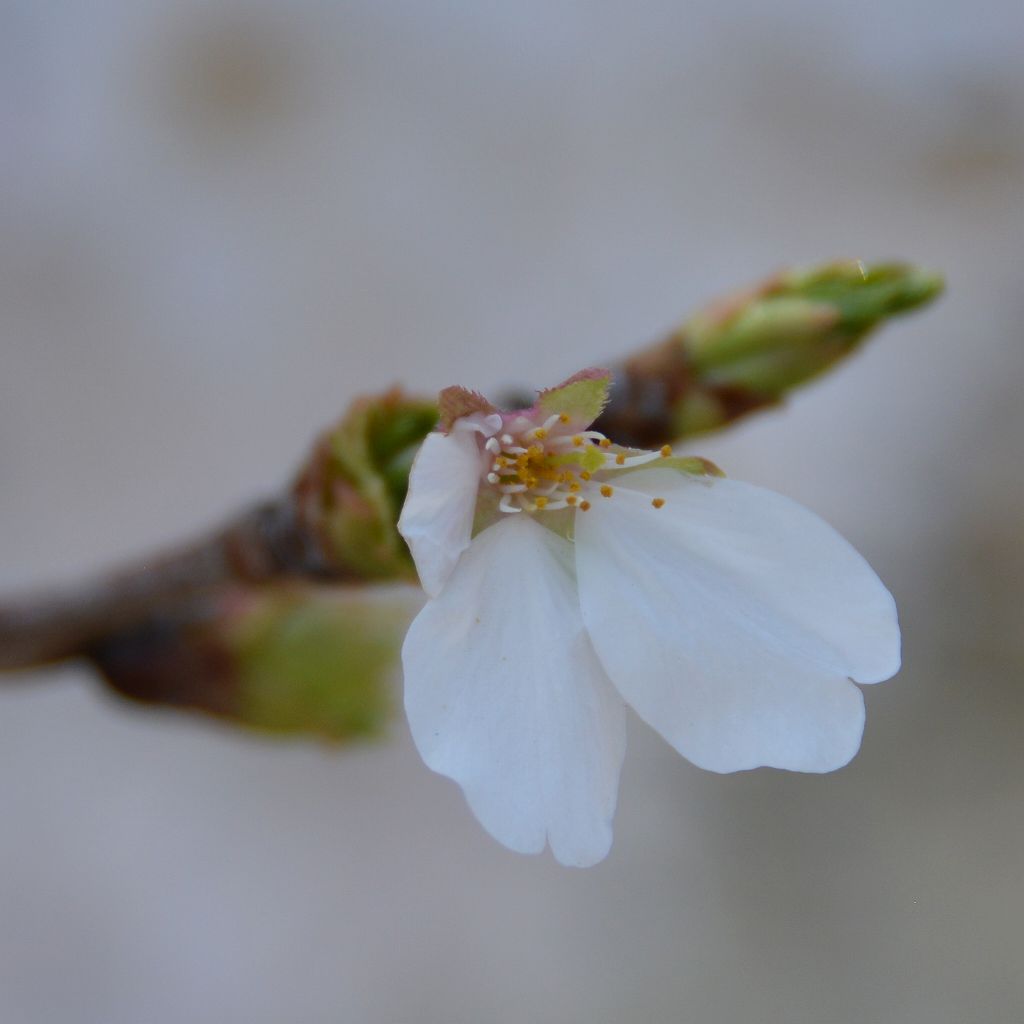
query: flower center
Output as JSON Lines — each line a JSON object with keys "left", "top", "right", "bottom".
{"left": 483, "top": 412, "right": 672, "bottom": 514}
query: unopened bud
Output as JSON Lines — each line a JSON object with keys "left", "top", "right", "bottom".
{"left": 597, "top": 260, "right": 943, "bottom": 445}
{"left": 686, "top": 260, "right": 944, "bottom": 394}
{"left": 96, "top": 585, "right": 416, "bottom": 741}
{"left": 292, "top": 389, "right": 438, "bottom": 580}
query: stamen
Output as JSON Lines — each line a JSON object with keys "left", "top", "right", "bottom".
{"left": 660, "top": 445, "right": 673, "bottom": 458}
{"left": 652, "top": 497, "right": 666, "bottom": 509}
{"left": 612, "top": 450, "right": 663, "bottom": 469}
{"left": 555, "top": 429, "right": 610, "bottom": 449}
{"left": 486, "top": 414, "right": 635, "bottom": 519}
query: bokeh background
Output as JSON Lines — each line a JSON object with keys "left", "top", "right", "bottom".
{"left": 2, "top": 2, "right": 1023, "bottom": 1021}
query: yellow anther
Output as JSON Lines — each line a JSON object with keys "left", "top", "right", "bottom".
{"left": 569, "top": 482, "right": 581, "bottom": 492}
{"left": 600, "top": 485, "right": 614, "bottom": 498}
{"left": 615, "top": 453, "right": 626, "bottom": 465}
{"left": 651, "top": 497, "right": 666, "bottom": 509}
{"left": 566, "top": 494, "right": 578, "bottom": 506}
{"left": 660, "top": 444, "right": 673, "bottom": 458}
{"left": 572, "top": 435, "right": 584, "bottom": 447}
{"left": 579, "top": 500, "right": 591, "bottom": 511}
{"left": 558, "top": 413, "right": 570, "bottom": 424}
{"left": 534, "top": 496, "right": 548, "bottom": 509}
{"left": 580, "top": 471, "right": 591, "bottom": 481}
{"left": 534, "top": 428, "right": 548, "bottom": 440}
{"left": 599, "top": 438, "right": 611, "bottom": 448}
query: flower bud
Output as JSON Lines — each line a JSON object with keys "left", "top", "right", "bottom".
{"left": 292, "top": 389, "right": 439, "bottom": 581}
{"left": 96, "top": 585, "right": 415, "bottom": 741}
{"left": 597, "top": 260, "right": 944, "bottom": 444}
{"left": 686, "top": 261, "right": 944, "bottom": 393}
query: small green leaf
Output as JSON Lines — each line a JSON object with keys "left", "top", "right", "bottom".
{"left": 536, "top": 367, "right": 613, "bottom": 427}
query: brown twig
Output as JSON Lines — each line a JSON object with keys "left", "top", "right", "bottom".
{"left": 0, "top": 495, "right": 339, "bottom": 672}
{"left": 0, "top": 261, "right": 943, "bottom": 713}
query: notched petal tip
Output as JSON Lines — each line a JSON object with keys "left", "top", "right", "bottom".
{"left": 574, "top": 481, "right": 888, "bottom": 778}
{"left": 686, "top": 679, "right": 867, "bottom": 775}
{"left": 463, "top": 791, "right": 615, "bottom": 867}
{"left": 847, "top": 593, "right": 901, "bottom": 686}
{"left": 402, "top": 516, "right": 626, "bottom": 868}
{"left": 552, "top": 825, "right": 615, "bottom": 868}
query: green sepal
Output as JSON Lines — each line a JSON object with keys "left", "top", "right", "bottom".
{"left": 536, "top": 367, "right": 613, "bottom": 427}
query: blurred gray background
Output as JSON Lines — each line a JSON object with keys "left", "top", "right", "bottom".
{"left": 1, "top": 1, "right": 1022, "bottom": 1021}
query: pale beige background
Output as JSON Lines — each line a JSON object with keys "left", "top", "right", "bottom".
{"left": 1, "top": 2, "right": 1022, "bottom": 1022}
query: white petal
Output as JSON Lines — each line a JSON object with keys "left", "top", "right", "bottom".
{"left": 397, "top": 430, "right": 484, "bottom": 597}
{"left": 575, "top": 480, "right": 892, "bottom": 773}
{"left": 607, "top": 471, "right": 900, "bottom": 683}
{"left": 402, "top": 515, "right": 626, "bottom": 866}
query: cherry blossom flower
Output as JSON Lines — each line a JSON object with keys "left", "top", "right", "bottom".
{"left": 398, "top": 369, "right": 900, "bottom": 866}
